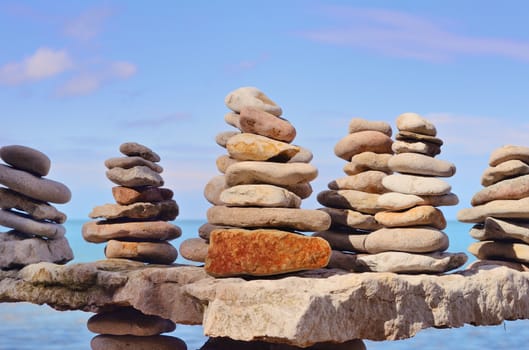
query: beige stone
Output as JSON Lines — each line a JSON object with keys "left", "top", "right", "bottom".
{"left": 106, "top": 166, "right": 163, "bottom": 187}
{"left": 317, "top": 190, "right": 382, "bottom": 214}
{"left": 377, "top": 192, "right": 459, "bottom": 211}
{"left": 348, "top": 118, "right": 392, "bottom": 136}
{"left": 374, "top": 205, "right": 447, "bottom": 229}
{"left": 382, "top": 174, "right": 451, "bottom": 196}
{"left": 469, "top": 217, "right": 529, "bottom": 244}
{"left": 216, "top": 155, "right": 240, "bottom": 173}
{"left": 119, "top": 142, "right": 160, "bottom": 162}
{"left": 334, "top": 131, "right": 393, "bottom": 161}
{"left": 226, "top": 133, "right": 300, "bottom": 162}
{"left": 396, "top": 131, "right": 443, "bottom": 146}
{"left": 489, "top": 145, "right": 529, "bottom": 166}
{"left": 0, "top": 187, "right": 66, "bottom": 223}
{"left": 467, "top": 259, "right": 529, "bottom": 272}
{"left": 105, "top": 240, "right": 178, "bottom": 264}
{"left": 319, "top": 208, "right": 382, "bottom": 230}
{"left": 225, "top": 111, "right": 242, "bottom": 129}
{"left": 365, "top": 227, "right": 449, "bottom": 253}
{"left": 458, "top": 197, "right": 529, "bottom": 223}
{"left": 204, "top": 175, "right": 227, "bottom": 205}
{"left": 471, "top": 174, "right": 529, "bottom": 206}
{"left": 220, "top": 184, "right": 301, "bottom": 208}
{"left": 91, "top": 335, "right": 186, "bottom": 350}
{"left": 313, "top": 230, "right": 369, "bottom": 252}
{"left": 215, "top": 130, "right": 240, "bottom": 148}
{"left": 225, "top": 86, "right": 282, "bottom": 116}
{"left": 82, "top": 221, "right": 181, "bottom": 243}
{"left": 468, "top": 241, "right": 529, "bottom": 263}
{"left": 239, "top": 106, "right": 296, "bottom": 143}
{"left": 391, "top": 140, "right": 441, "bottom": 157}
{"left": 0, "top": 209, "right": 65, "bottom": 239}
{"left": 179, "top": 238, "right": 209, "bottom": 262}
{"left": 225, "top": 161, "right": 318, "bottom": 187}
{"left": 104, "top": 156, "right": 163, "bottom": 173}
{"left": 89, "top": 200, "right": 178, "bottom": 221}
{"left": 0, "top": 145, "right": 50, "bottom": 176}
{"left": 396, "top": 112, "right": 437, "bottom": 136}
{"left": 481, "top": 160, "right": 529, "bottom": 186}
{"left": 388, "top": 153, "right": 456, "bottom": 177}
{"left": 343, "top": 152, "right": 392, "bottom": 175}
{"left": 288, "top": 146, "right": 313, "bottom": 163}
{"left": 328, "top": 170, "right": 387, "bottom": 193}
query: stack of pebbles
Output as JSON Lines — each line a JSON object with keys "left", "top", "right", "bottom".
{"left": 0, "top": 145, "right": 73, "bottom": 269}
{"left": 180, "top": 86, "right": 331, "bottom": 277}
{"left": 458, "top": 145, "right": 529, "bottom": 270}
{"left": 82, "top": 142, "right": 181, "bottom": 264}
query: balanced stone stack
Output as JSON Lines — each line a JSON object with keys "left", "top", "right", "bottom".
{"left": 0, "top": 145, "right": 73, "bottom": 269}
{"left": 458, "top": 145, "right": 529, "bottom": 271}
{"left": 82, "top": 142, "right": 181, "bottom": 264}
{"left": 180, "top": 86, "right": 331, "bottom": 277}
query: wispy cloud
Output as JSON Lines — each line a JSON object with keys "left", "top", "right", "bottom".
{"left": 298, "top": 6, "right": 529, "bottom": 63}
{"left": 123, "top": 113, "right": 192, "bottom": 128}
{"left": 0, "top": 47, "right": 73, "bottom": 85}
{"left": 63, "top": 6, "right": 114, "bottom": 41}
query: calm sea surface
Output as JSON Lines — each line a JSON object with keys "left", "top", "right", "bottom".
{"left": 1, "top": 219, "right": 529, "bottom": 350}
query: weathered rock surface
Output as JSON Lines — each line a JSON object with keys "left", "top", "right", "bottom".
{"left": 348, "top": 118, "right": 392, "bottom": 136}
{"left": 489, "top": 144, "right": 529, "bottom": 166}
{"left": 471, "top": 174, "right": 529, "bottom": 206}
{"left": 106, "top": 166, "right": 164, "bottom": 187}
{"left": 481, "top": 159, "right": 529, "bottom": 186}
{"left": 0, "top": 187, "right": 66, "bottom": 223}
{"left": 0, "top": 145, "right": 51, "bottom": 176}
{"left": 226, "top": 133, "right": 300, "bottom": 162}
{"left": 392, "top": 140, "right": 441, "bottom": 157}
{"left": 457, "top": 197, "right": 529, "bottom": 223}
{"left": 469, "top": 217, "right": 529, "bottom": 244}
{"left": 317, "top": 190, "right": 381, "bottom": 214}
{"left": 82, "top": 220, "right": 182, "bottom": 243}
{"left": 334, "top": 131, "right": 393, "bottom": 161}
{"left": 239, "top": 106, "right": 296, "bottom": 143}
{"left": 220, "top": 184, "right": 301, "bottom": 208}
{"left": 319, "top": 208, "right": 381, "bottom": 230}
{"left": 119, "top": 142, "right": 160, "bottom": 162}
{"left": 377, "top": 192, "right": 459, "bottom": 211}
{"left": 105, "top": 240, "right": 178, "bottom": 264}
{"left": 215, "top": 130, "right": 240, "bottom": 148}
{"left": 374, "top": 205, "right": 447, "bottom": 229}
{"left": 225, "top": 161, "right": 318, "bottom": 187}
{"left": 112, "top": 186, "right": 173, "bottom": 205}
{"left": 344, "top": 152, "right": 392, "bottom": 175}
{"left": 396, "top": 131, "right": 443, "bottom": 146}
{"left": 0, "top": 209, "right": 65, "bottom": 238}
{"left": 89, "top": 200, "right": 178, "bottom": 221}
{"left": 396, "top": 112, "right": 437, "bottom": 136}
{"left": 382, "top": 174, "right": 451, "bottom": 196}
{"left": 468, "top": 241, "right": 529, "bottom": 263}
{"left": 204, "top": 175, "right": 228, "bottom": 205}
{"left": 179, "top": 238, "right": 209, "bottom": 262}
{"left": 104, "top": 156, "right": 163, "bottom": 173}
{"left": 328, "top": 171, "right": 387, "bottom": 193}
{"left": 91, "top": 334, "right": 186, "bottom": 350}
{"left": 225, "top": 86, "right": 282, "bottom": 117}
{"left": 388, "top": 153, "right": 455, "bottom": 177}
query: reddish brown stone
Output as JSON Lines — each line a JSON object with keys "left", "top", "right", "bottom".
{"left": 82, "top": 221, "right": 181, "bottom": 243}
{"left": 105, "top": 240, "right": 178, "bottom": 264}
{"left": 239, "top": 106, "right": 296, "bottom": 143}
{"left": 112, "top": 186, "right": 173, "bottom": 205}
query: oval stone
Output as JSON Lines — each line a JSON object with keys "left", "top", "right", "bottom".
{"left": 239, "top": 106, "right": 296, "bottom": 143}
{"left": 82, "top": 221, "right": 181, "bottom": 243}
{"left": 382, "top": 174, "right": 451, "bottom": 196}
{"left": 489, "top": 145, "right": 529, "bottom": 166}
{"left": 468, "top": 241, "right": 529, "bottom": 264}
{"left": 0, "top": 145, "right": 50, "bottom": 176}
{"left": 106, "top": 166, "right": 164, "bottom": 187}
{"left": 328, "top": 170, "right": 387, "bottom": 193}
{"left": 317, "top": 190, "right": 382, "bottom": 214}
{"left": 225, "top": 161, "right": 318, "bottom": 187}
{"left": 105, "top": 240, "right": 178, "bottom": 264}
{"left": 216, "top": 155, "right": 240, "bottom": 173}
{"left": 313, "top": 230, "right": 368, "bottom": 253}
{"left": 481, "top": 160, "right": 529, "bottom": 186}
{"left": 396, "top": 112, "right": 437, "bottom": 136}
{"left": 91, "top": 335, "right": 186, "bottom": 350}
{"left": 392, "top": 140, "right": 441, "bottom": 157}
{"left": 319, "top": 207, "right": 382, "bottom": 230}
{"left": 104, "top": 156, "right": 163, "bottom": 173}
{"left": 334, "top": 131, "right": 393, "bottom": 161}
{"left": 204, "top": 175, "right": 227, "bottom": 205}
{"left": 179, "top": 238, "right": 209, "bottom": 262}
{"left": 0, "top": 187, "right": 66, "bottom": 223}
{"left": 226, "top": 133, "right": 300, "bottom": 162}
{"left": 220, "top": 184, "right": 301, "bottom": 208}
{"left": 215, "top": 130, "right": 240, "bottom": 148}
{"left": 224, "top": 86, "right": 282, "bottom": 117}
{"left": 471, "top": 174, "right": 529, "bottom": 206}
{"left": 89, "top": 200, "right": 178, "bottom": 221}
{"left": 344, "top": 152, "right": 392, "bottom": 175}
{"left": 388, "top": 153, "right": 456, "bottom": 177}
{"left": 457, "top": 197, "right": 529, "bottom": 223}
{"left": 112, "top": 186, "right": 173, "bottom": 205}
{"left": 374, "top": 205, "right": 447, "bottom": 229}
{"left": 348, "top": 118, "right": 392, "bottom": 136}
{"left": 396, "top": 131, "right": 443, "bottom": 146}
{"left": 365, "top": 227, "right": 449, "bottom": 253}
{"left": 0, "top": 209, "right": 65, "bottom": 239}
{"left": 288, "top": 146, "right": 313, "bottom": 163}
{"left": 119, "top": 142, "right": 160, "bottom": 162}
{"left": 224, "top": 112, "right": 241, "bottom": 129}
{"left": 377, "top": 192, "right": 459, "bottom": 211}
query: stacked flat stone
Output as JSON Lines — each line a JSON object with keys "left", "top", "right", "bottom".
{"left": 82, "top": 142, "right": 181, "bottom": 264}
{"left": 0, "top": 145, "right": 73, "bottom": 269}
{"left": 88, "top": 307, "right": 186, "bottom": 350}
{"left": 180, "top": 86, "right": 331, "bottom": 277}
{"left": 458, "top": 145, "right": 529, "bottom": 271}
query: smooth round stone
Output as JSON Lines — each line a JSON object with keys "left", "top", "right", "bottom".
{"left": 328, "top": 171, "right": 387, "bottom": 193}
{"left": 0, "top": 232, "right": 73, "bottom": 269}
{"left": 224, "top": 112, "right": 242, "bottom": 129}
{"left": 0, "top": 209, "right": 65, "bottom": 239}
{"left": 0, "top": 187, "right": 66, "bottom": 223}
{"left": 119, "top": 142, "right": 160, "bottom": 162}
{"left": 458, "top": 197, "right": 529, "bottom": 223}
{"left": 91, "top": 335, "right": 186, "bottom": 350}
{"left": 226, "top": 133, "right": 300, "bottom": 162}
{"left": 284, "top": 182, "right": 313, "bottom": 199}
{"left": 396, "top": 131, "right": 443, "bottom": 146}
{"left": 365, "top": 227, "right": 449, "bottom": 254}
{"left": 334, "top": 130, "right": 393, "bottom": 161}
{"left": 179, "top": 238, "right": 208, "bottom": 262}
{"left": 104, "top": 156, "right": 163, "bottom": 173}
{"left": 215, "top": 130, "right": 240, "bottom": 148}
{"left": 468, "top": 241, "right": 529, "bottom": 264}
{"left": 0, "top": 164, "right": 71, "bottom": 204}
{"left": 470, "top": 217, "right": 529, "bottom": 244}
{"left": 106, "top": 166, "right": 164, "bottom": 187}
{"left": 348, "top": 118, "right": 392, "bottom": 136}
{"left": 112, "top": 186, "right": 173, "bottom": 205}
{"left": 87, "top": 307, "right": 176, "bottom": 336}
{"left": 489, "top": 145, "right": 529, "bottom": 166}
{"left": 224, "top": 86, "right": 282, "bottom": 117}
{"left": 313, "top": 230, "right": 369, "bottom": 252}
{"left": 89, "top": 200, "right": 178, "bottom": 221}
{"left": 82, "top": 221, "right": 181, "bottom": 243}
{"left": 481, "top": 159, "right": 529, "bottom": 187}
{"left": 239, "top": 106, "right": 296, "bottom": 143}
{"left": 105, "top": 240, "right": 178, "bottom": 264}
{"left": 317, "top": 190, "right": 382, "bottom": 215}
{"left": 382, "top": 174, "right": 451, "bottom": 196}
{"left": 207, "top": 206, "right": 331, "bottom": 232}
{"left": 388, "top": 153, "right": 456, "bottom": 177}
{"left": 205, "top": 228, "right": 331, "bottom": 277}
{"left": 391, "top": 140, "right": 441, "bottom": 157}
{"left": 468, "top": 259, "right": 529, "bottom": 272}
{"left": 216, "top": 155, "right": 240, "bottom": 173}
{"left": 204, "top": 175, "right": 227, "bottom": 205}
{"left": 377, "top": 192, "right": 459, "bottom": 211}
{"left": 288, "top": 146, "right": 313, "bottom": 163}
{"left": 220, "top": 184, "right": 301, "bottom": 208}
{"left": 396, "top": 112, "right": 437, "bottom": 136}
{"left": 471, "top": 174, "right": 529, "bottom": 206}
{"left": 319, "top": 207, "right": 381, "bottom": 230}
{"left": 343, "top": 152, "right": 392, "bottom": 175}
{"left": 225, "top": 161, "right": 318, "bottom": 187}
{"left": 198, "top": 223, "right": 236, "bottom": 241}
{"left": 374, "top": 205, "right": 447, "bottom": 229}
{"left": 0, "top": 145, "right": 50, "bottom": 176}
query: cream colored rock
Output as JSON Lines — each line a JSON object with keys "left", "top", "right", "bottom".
{"left": 382, "top": 174, "right": 451, "bottom": 196}
{"left": 215, "top": 130, "right": 240, "bottom": 148}
{"left": 334, "top": 131, "right": 393, "bottom": 161}
{"left": 225, "top": 161, "right": 318, "bottom": 187}
{"left": 179, "top": 238, "right": 209, "bottom": 262}
{"left": 204, "top": 175, "right": 227, "bottom": 205}
{"left": 470, "top": 217, "right": 529, "bottom": 244}
{"left": 489, "top": 145, "right": 529, "bottom": 166}
{"left": 220, "top": 184, "right": 301, "bottom": 208}
{"left": 317, "top": 190, "right": 382, "bottom": 214}
{"left": 225, "top": 86, "right": 282, "bottom": 116}
{"left": 328, "top": 171, "right": 387, "bottom": 193}
{"left": 377, "top": 192, "right": 459, "bottom": 211}
{"left": 224, "top": 112, "right": 241, "bottom": 129}
{"left": 471, "top": 174, "right": 529, "bottom": 206}
{"left": 216, "top": 155, "right": 240, "bottom": 173}
{"left": 365, "top": 227, "right": 449, "bottom": 253}
{"left": 374, "top": 205, "right": 447, "bottom": 229}
{"left": 396, "top": 112, "right": 437, "bottom": 136}
{"left": 392, "top": 140, "right": 441, "bottom": 157}
{"left": 348, "top": 118, "right": 392, "bottom": 136}
{"left": 388, "top": 153, "right": 455, "bottom": 177}
{"left": 226, "top": 133, "right": 300, "bottom": 162}
{"left": 344, "top": 152, "right": 392, "bottom": 175}
{"left": 288, "top": 146, "right": 313, "bottom": 163}
{"left": 468, "top": 241, "right": 529, "bottom": 263}
{"left": 313, "top": 230, "right": 369, "bottom": 253}
{"left": 481, "top": 159, "right": 529, "bottom": 186}
{"left": 319, "top": 208, "right": 382, "bottom": 230}
{"left": 457, "top": 197, "right": 529, "bottom": 223}
{"left": 239, "top": 106, "right": 296, "bottom": 143}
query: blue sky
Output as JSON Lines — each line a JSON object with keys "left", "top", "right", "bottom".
{"left": 1, "top": 1, "right": 529, "bottom": 220}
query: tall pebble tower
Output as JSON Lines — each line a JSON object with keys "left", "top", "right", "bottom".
{"left": 180, "top": 86, "right": 332, "bottom": 277}
{"left": 0, "top": 145, "right": 73, "bottom": 269}
{"left": 458, "top": 145, "right": 529, "bottom": 271}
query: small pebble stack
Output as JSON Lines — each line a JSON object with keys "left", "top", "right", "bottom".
{"left": 458, "top": 145, "right": 529, "bottom": 271}
{"left": 0, "top": 145, "right": 73, "bottom": 269}
{"left": 180, "top": 86, "right": 332, "bottom": 277}
{"left": 82, "top": 142, "right": 181, "bottom": 264}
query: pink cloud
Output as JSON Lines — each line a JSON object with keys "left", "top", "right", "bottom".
{"left": 63, "top": 6, "right": 114, "bottom": 41}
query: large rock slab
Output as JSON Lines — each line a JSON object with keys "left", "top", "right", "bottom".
{"left": 0, "top": 145, "right": 51, "bottom": 176}
{"left": 388, "top": 153, "right": 455, "bottom": 177}
{"left": 225, "top": 161, "right": 318, "bottom": 187}
{"left": 481, "top": 159, "right": 529, "bottom": 186}
{"left": 226, "top": 133, "right": 300, "bottom": 162}
{"left": 471, "top": 174, "right": 529, "bottom": 206}
{"left": 457, "top": 197, "right": 529, "bottom": 223}
{"left": 239, "top": 106, "right": 296, "bottom": 143}
{"left": 382, "top": 174, "right": 451, "bottom": 196}
{"left": 0, "top": 187, "right": 66, "bottom": 223}
{"left": 82, "top": 221, "right": 181, "bottom": 243}
{"left": 225, "top": 87, "right": 282, "bottom": 117}
{"left": 334, "top": 131, "right": 393, "bottom": 161}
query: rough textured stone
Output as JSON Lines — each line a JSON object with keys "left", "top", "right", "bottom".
{"left": 313, "top": 231, "right": 369, "bottom": 253}
{"left": 382, "top": 174, "right": 451, "bottom": 196}
{"left": 469, "top": 217, "right": 529, "bottom": 244}
{"left": 225, "top": 112, "right": 242, "bottom": 129}
{"left": 348, "top": 118, "right": 392, "bottom": 136}
{"left": 288, "top": 146, "right": 313, "bottom": 163}
{"left": 215, "top": 130, "right": 240, "bottom": 148}
{"left": 388, "top": 153, "right": 455, "bottom": 177}
{"left": 319, "top": 208, "right": 381, "bottom": 230}
{"left": 481, "top": 159, "right": 529, "bottom": 186}
{"left": 91, "top": 335, "right": 186, "bottom": 350}
{"left": 205, "top": 228, "right": 331, "bottom": 277}
{"left": 225, "top": 86, "right": 282, "bottom": 117}
{"left": 119, "top": 142, "right": 160, "bottom": 162}
{"left": 216, "top": 155, "right": 240, "bottom": 173}
{"left": 105, "top": 240, "right": 178, "bottom": 264}
{"left": 0, "top": 209, "right": 65, "bottom": 238}
{"left": 0, "top": 164, "right": 71, "bottom": 204}
{"left": 334, "top": 131, "right": 393, "bottom": 161}
{"left": 179, "top": 238, "right": 209, "bottom": 262}
{"left": 317, "top": 190, "right": 381, "bottom": 214}
{"left": 104, "top": 156, "right": 163, "bottom": 173}
{"left": 220, "top": 184, "right": 301, "bottom": 208}
{"left": 468, "top": 241, "right": 529, "bottom": 263}
{"left": 112, "top": 186, "right": 173, "bottom": 205}
{"left": 489, "top": 145, "right": 529, "bottom": 166}
{"left": 225, "top": 161, "right": 318, "bottom": 187}
{"left": 87, "top": 307, "right": 176, "bottom": 336}
{"left": 467, "top": 259, "right": 529, "bottom": 272}
{"left": 204, "top": 175, "right": 227, "bottom": 205}
{"left": 396, "top": 112, "right": 437, "bottom": 136}
{"left": 106, "top": 166, "right": 163, "bottom": 187}
{"left": 343, "top": 152, "right": 392, "bottom": 175}
{"left": 0, "top": 187, "right": 66, "bottom": 223}
{"left": 0, "top": 145, "right": 51, "bottom": 176}
{"left": 82, "top": 221, "right": 181, "bottom": 243}
{"left": 377, "top": 192, "right": 459, "bottom": 211}
{"left": 471, "top": 174, "right": 529, "bottom": 206}
{"left": 0, "top": 232, "right": 73, "bottom": 269}
{"left": 207, "top": 206, "right": 331, "bottom": 232}
{"left": 226, "top": 133, "right": 300, "bottom": 162}
{"left": 365, "top": 227, "right": 449, "bottom": 254}
{"left": 396, "top": 131, "right": 443, "bottom": 146}
{"left": 239, "top": 106, "right": 296, "bottom": 143}
{"left": 374, "top": 205, "right": 447, "bottom": 229}
{"left": 391, "top": 140, "right": 441, "bottom": 157}
{"left": 328, "top": 171, "right": 387, "bottom": 193}
{"left": 89, "top": 200, "right": 178, "bottom": 221}
{"left": 457, "top": 197, "right": 529, "bottom": 223}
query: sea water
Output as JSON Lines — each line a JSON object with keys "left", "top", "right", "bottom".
{"left": 1, "top": 219, "right": 528, "bottom": 350}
